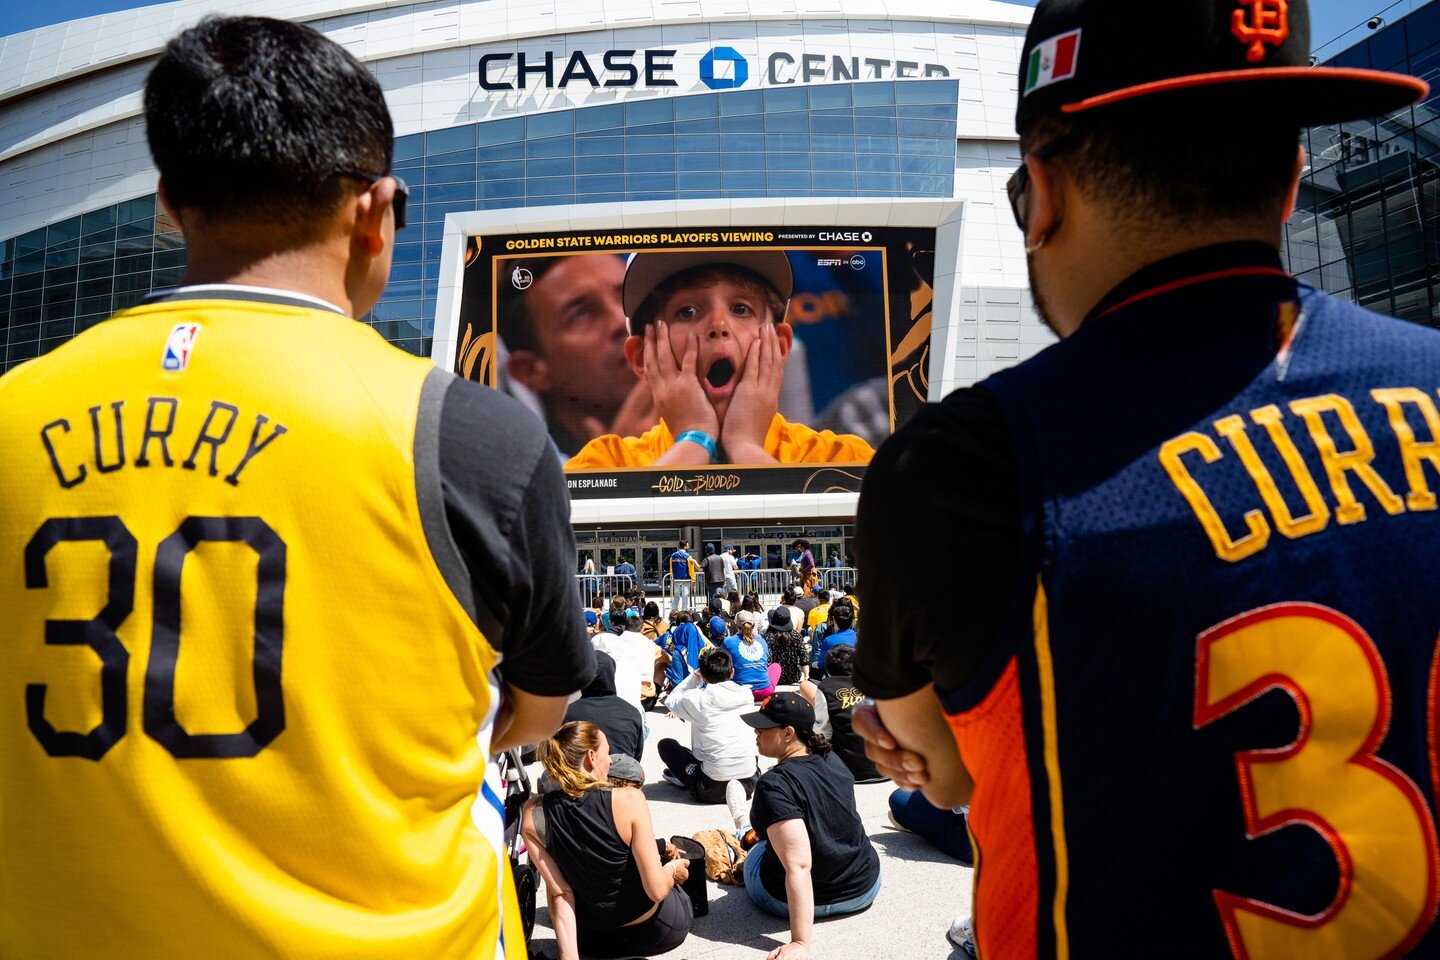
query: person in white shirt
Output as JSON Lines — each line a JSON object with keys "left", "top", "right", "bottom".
{"left": 721, "top": 544, "right": 740, "bottom": 593}
{"left": 657, "top": 647, "right": 760, "bottom": 813}
{"left": 592, "top": 614, "right": 656, "bottom": 722}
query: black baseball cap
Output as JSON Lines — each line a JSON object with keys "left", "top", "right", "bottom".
{"left": 1016, "top": 0, "right": 1429, "bottom": 130}
{"left": 742, "top": 692, "right": 816, "bottom": 731}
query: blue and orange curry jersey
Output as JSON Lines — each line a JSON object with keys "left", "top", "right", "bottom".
{"left": 0, "top": 291, "right": 526, "bottom": 959}
{"left": 949, "top": 252, "right": 1440, "bottom": 959}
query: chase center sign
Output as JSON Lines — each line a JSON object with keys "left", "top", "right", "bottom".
{"left": 478, "top": 45, "right": 953, "bottom": 91}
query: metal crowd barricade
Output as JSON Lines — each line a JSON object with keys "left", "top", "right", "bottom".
{"left": 573, "top": 573, "right": 636, "bottom": 609}
{"left": 734, "top": 568, "right": 797, "bottom": 609}
{"left": 819, "top": 567, "right": 859, "bottom": 593}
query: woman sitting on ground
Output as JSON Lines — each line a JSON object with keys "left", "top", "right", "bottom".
{"left": 522, "top": 722, "right": 693, "bottom": 959}
{"left": 741, "top": 693, "right": 882, "bottom": 960}
{"left": 735, "top": 592, "right": 765, "bottom": 634}
{"left": 725, "top": 617, "right": 778, "bottom": 700}
{"left": 766, "top": 609, "right": 809, "bottom": 688}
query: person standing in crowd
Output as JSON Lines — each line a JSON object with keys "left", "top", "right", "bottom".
{"left": 615, "top": 554, "right": 637, "bottom": 581}
{"left": 722, "top": 543, "right": 741, "bottom": 593}
{"left": 702, "top": 543, "right": 728, "bottom": 597}
{"left": 726, "top": 618, "right": 776, "bottom": 700}
{"left": 0, "top": 16, "right": 594, "bottom": 958}
{"left": 566, "top": 652, "right": 644, "bottom": 764}
{"left": 658, "top": 648, "right": 761, "bottom": 805}
{"left": 523, "top": 723, "right": 693, "bottom": 959}
{"left": 804, "top": 645, "right": 883, "bottom": 783}
{"left": 792, "top": 539, "right": 818, "bottom": 596}
{"left": 669, "top": 541, "right": 693, "bottom": 608}
{"left": 742, "top": 694, "right": 882, "bottom": 960}
{"left": 852, "top": 1, "right": 1437, "bottom": 956}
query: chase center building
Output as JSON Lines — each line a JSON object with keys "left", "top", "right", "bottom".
{"left": 0, "top": 0, "right": 1048, "bottom": 566}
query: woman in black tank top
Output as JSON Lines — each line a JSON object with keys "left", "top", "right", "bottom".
{"left": 522, "top": 721, "right": 693, "bottom": 959}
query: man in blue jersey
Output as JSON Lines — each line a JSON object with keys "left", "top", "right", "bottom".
{"left": 669, "top": 540, "right": 693, "bottom": 609}
{"left": 851, "top": 2, "right": 1440, "bottom": 958}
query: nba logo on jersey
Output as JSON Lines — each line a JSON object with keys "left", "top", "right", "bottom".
{"left": 162, "top": 323, "right": 200, "bottom": 371}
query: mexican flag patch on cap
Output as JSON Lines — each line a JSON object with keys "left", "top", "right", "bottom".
{"left": 1024, "top": 29, "right": 1081, "bottom": 96}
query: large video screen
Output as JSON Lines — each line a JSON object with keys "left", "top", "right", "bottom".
{"left": 454, "top": 226, "right": 935, "bottom": 499}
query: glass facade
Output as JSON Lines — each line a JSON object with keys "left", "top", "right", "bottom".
{"left": 0, "top": 79, "right": 959, "bottom": 374}
{"left": 1284, "top": 1, "right": 1440, "bottom": 325}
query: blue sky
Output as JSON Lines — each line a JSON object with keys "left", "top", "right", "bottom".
{"left": 0, "top": 0, "right": 1396, "bottom": 58}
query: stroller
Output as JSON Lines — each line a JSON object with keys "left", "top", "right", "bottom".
{"left": 497, "top": 747, "right": 540, "bottom": 946}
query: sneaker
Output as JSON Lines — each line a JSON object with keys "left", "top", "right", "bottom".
{"left": 661, "top": 770, "right": 684, "bottom": 788}
{"left": 946, "top": 915, "right": 976, "bottom": 958}
{"left": 887, "top": 811, "right": 912, "bottom": 833}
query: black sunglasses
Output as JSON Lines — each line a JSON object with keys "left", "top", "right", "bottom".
{"left": 1005, "top": 132, "right": 1080, "bottom": 233}
{"left": 337, "top": 169, "right": 409, "bottom": 230}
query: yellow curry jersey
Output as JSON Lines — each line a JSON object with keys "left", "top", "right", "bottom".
{"left": 566, "top": 413, "right": 875, "bottom": 469}
{"left": 0, "top": 292, "right": 525, "bottom": 959}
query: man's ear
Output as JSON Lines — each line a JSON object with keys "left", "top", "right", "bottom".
{"left": 1282, "top": 143, "right": 1307, "bottom": 223}
{"left": 1024, "top": 151, "right": 1066, "bottom": 250}
{"left": 774, "top": 322, "right": 795, "bottom": 362}
{"left": 352, "top": 176, "right": 397, "bottom": 257}
{"left": 624, "top": 334, "right": 646, "bottom": 379}
{"left": 507, "top": 350, "right": 552, "bottom": 393}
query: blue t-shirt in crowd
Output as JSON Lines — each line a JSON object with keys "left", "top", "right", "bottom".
{"left": 820, "top": 628, "right": 857, "bottom": 665}
{"left": 666, "top": 621, "right": 708, "bottom": 687}
{"left": 724, "top": 634, "right": 772, "bottom": 691}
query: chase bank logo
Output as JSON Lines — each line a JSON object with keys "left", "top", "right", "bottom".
{"left": 699, "top": 47, "right": 748, "bottom": 90}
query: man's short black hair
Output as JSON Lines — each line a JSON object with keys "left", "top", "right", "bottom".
{"left": 833, "top": 606, "right": 855, "bottom": 632}
{"left": 699, "top": 647, "right": 734, "bottom": 684}
{"left": 1021, "top": 105, "right": 1300, "bottom": 227}
{"left": 824, "top": 644, "right": 856, "bottom": 677}
{"left": 816, "top": 590, "right": 830, "bottom": 603}
{"left": 625, "top": 613, "right": 643, "bottom": 631}
{"left": 145, "top": 16, "right": 393, "bottom": 228}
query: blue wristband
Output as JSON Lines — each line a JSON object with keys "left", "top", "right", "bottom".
{"left": 675, "top": 430, "right": 718, "bottom": 463}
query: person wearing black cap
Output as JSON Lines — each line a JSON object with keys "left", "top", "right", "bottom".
{"left": 742, "top": 693, "right": 882, "bottom": 960}
{"left": 851, "top": 1, "right": 1440, "bottom": 957}
{"left": 566, "top": 250, "right": 874, "bottom": 468}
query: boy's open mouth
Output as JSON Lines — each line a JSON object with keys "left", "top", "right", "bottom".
{"left": 706, "top": 357, "right": 737, "bottom": 389}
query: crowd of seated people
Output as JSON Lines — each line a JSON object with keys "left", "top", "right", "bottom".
{"left": 539, "top": 581, "right": 892, "bottom": 958}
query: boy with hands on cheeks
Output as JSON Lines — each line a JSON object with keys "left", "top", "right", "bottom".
{"left": 567, "top": 250, "right": 874, "bottom": 469}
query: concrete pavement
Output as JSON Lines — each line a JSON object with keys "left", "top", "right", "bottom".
{"left": 524, "top": 710, "right": 974, "bottom": 960}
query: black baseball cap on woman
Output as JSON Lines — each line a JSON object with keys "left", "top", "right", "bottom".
{"left": 742, "top": 692, "right": 816, "bottom": 732}
{"left": 1016, "top": 0, "right": 1429, "bottom": 130}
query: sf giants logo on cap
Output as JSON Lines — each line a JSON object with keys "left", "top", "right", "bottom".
{"left": 1023, "top": 29, "right": 1081, "bottom": 97}
{"left": 161, "top": 323, "right": 200, "bottom": 372}
{"left": 1232, "top": 0, "right": 1289, "bottom": 63}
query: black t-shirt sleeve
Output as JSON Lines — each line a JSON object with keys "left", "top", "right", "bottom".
{"left": 852, "top": 386, "right": 1021, "bottom": 699}
{"left": 438, "top": 379, "right": 595, "bottom": 697}
{"left": 749, "top": 773, "right": 802, "bottom": 834}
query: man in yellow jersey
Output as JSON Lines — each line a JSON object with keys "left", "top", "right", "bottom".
{"left": 0, "top": 16, "right": 592, "bottom": 960}
{"left": 566, "top": 250, "right": 874, "bottom": 469}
